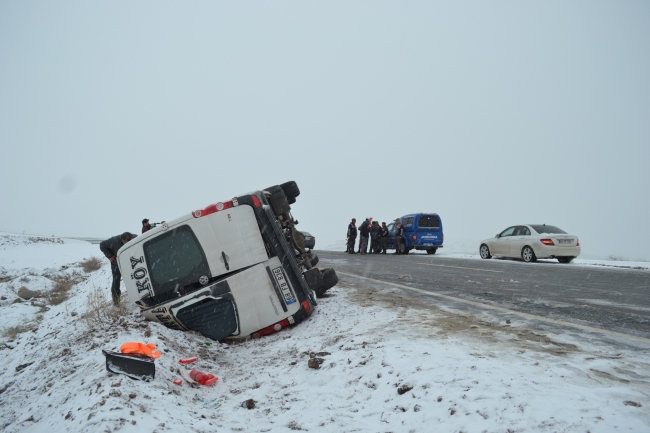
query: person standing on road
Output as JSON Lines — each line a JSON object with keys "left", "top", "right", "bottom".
{"left": 358, "top": 218, "right": 370, "bottom": 255}
{"left": 346, "top": 218, "right": 357, "bottom": 254}
{"left": 370, "top": 221, "right": 381, "bottom": 254}
{"left": 100, "top": 232, "right": 136, "bottom": 306}
{"left": 380, "top": 222, "right": 389, "bottom": 254}
{"left": 394, "top": 218, "right": 404, "bottom": 255}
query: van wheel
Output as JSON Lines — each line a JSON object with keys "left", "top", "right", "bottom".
{"left": 522, "top": 246, "right": 537, "bottom": 263}
{"left": 315, "top": 268, "right": 338, "bottom": 297}
{"left": 280, "top": 181, "right": 300, "bottom": 200}
{"left": 426, "top": 248, "right": 437, "bottom": 255}
{"left": 479, "top": 244, "right": 491, "bottom": 259}
{"left": 265, "top": 185, "right": 291, "bottom": 215}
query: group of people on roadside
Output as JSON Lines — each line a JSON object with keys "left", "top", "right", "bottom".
{"left": 346, "top": 217, "right": 405, "bottom": 255}
{"left": 99, "top": 218, "right": 165, "bottom": 306}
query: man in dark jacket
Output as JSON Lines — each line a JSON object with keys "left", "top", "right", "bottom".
{"left": 394, "top": 219, "right": 404, "bottom": 255}
{"left": 142, "top": 218, "right": 165, "bottom": 233}
{"left": 369, "top": 221, "right": 381, "bottom": 254}
{"left": 346, "top": 218, "right": 357, "bottom": 253}
{"left": 100, "top": 232, "right": 136, "bottom": 306}
{"left": 358, "top": 218, "right": 370, "bottom": 255}
{"left": 380, "top": 222, "right": 389, "bottom": 254}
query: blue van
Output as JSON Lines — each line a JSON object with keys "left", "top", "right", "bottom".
{"left": 386, "top": 213, "right": 444, "bottom": 254}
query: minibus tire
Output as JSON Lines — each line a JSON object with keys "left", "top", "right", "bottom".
{"left": 280, "top": 181, "right": 300, "bottom": 200}
{"left": 265, "top": 185, "right": 291, "bottom": 215}
{"left": 316, "top": 268, "right": 338, "bottom": 297}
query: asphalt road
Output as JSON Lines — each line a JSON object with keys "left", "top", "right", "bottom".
{"left": 316, "top": 250, "right": 650, "bottom": 342}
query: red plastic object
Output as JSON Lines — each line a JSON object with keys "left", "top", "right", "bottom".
{"left": 120, "top": 342, "right": 161, "bottom": 359}
{"left": 179, "top": 357, "right": 198, "bottom": 365}
{"left": 189, "top": 369, "right": 218, "bottom": 386}
{"left": 173, "top": 379, "right": 183, "bottom": 386}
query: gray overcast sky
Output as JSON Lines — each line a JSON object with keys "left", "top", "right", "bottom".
{"left": 1, "top": 1, "right": 649, "bottom": 259}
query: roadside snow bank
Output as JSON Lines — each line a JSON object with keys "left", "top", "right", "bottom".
{"left": 0, "top": 232, "right": 97, "bottom": 271}
{"left": 0, "top": 236, "right": 648, "bottom": 432}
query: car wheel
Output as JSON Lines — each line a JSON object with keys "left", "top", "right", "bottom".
{"left": 522, "top": 246, "right": 537, "bottom": 263}
{"left": 280, "top": 181, "right": 300, "bottom": 200}
{"left": 403, "top": 246, "right": 410, "bottom": 255}
{"left": 557, "top": 257, "right": 574, "bottom": 264}
{"left": 426, "top": 248, "right": 437, "bottom": 255}
{"left": 479, "top": 244, "right": 491, "bottom": 259}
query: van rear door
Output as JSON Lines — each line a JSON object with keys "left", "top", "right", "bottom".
{"left": 190, "top": 205, "right": 269, "bottom": 277}
{"left": 121, "top": 205, "right": 269, "bottom": 303}
{"left": 415, "top": 214, "right": 443, "bottom": 246}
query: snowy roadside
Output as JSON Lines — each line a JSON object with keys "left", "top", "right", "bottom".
{"left": 1, "top": 233, "right": 649, "bottom": 432}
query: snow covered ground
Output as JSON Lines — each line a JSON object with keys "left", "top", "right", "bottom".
{"left": 1, "top": 232, "right": 649, "bottom": 432}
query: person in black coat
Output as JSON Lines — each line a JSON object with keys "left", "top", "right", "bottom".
{"left": 370, "top": 221, "right": 381, "bottom": 254}
{"left": 346, "top": 218, "right": 357, "bottom": 253}
{"left": 100, "top": 232, "right": 136, "bottom": 305}
{"left": 380, "top": 222, "right": 389, "bottom": 254}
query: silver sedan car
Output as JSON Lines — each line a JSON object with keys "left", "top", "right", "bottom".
{"left": 479, "top": 224, "right": 580, "bottom": 263}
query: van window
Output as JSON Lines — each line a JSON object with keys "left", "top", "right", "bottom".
{"left": 176, "top": 298, "right": 237, "bottom": 341}
{"left": 417, "top": 215, "right": 440, "bottom": 228}
{"left": 143, "top": 225, "right": 210, "bottom": 296}
{"left": 404, "top": 217, "right": 414, "bottom": 227}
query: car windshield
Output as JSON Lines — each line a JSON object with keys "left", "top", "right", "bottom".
{"left": 530, "top": 225, "right": 567, "bottom": 235}
{"left": 143, "top": 225, "right": 210, "bottom": 296}
{"left": 301, "top": 232, "right": 312, "bottom": 237}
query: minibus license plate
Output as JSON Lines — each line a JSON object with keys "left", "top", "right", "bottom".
{"left": 272, "top": 267, "right": 295, "bottom": 305}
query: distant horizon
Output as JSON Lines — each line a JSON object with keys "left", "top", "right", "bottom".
{"left": 1, "top": 229, "right": 645, "bottom": 263}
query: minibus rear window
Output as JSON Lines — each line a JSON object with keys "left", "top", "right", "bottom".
{"left": 143, "top": 225, "right": 210, "bottom": 296}
{"left": 418, "top": 215, "right": 440, "bottom": 228}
